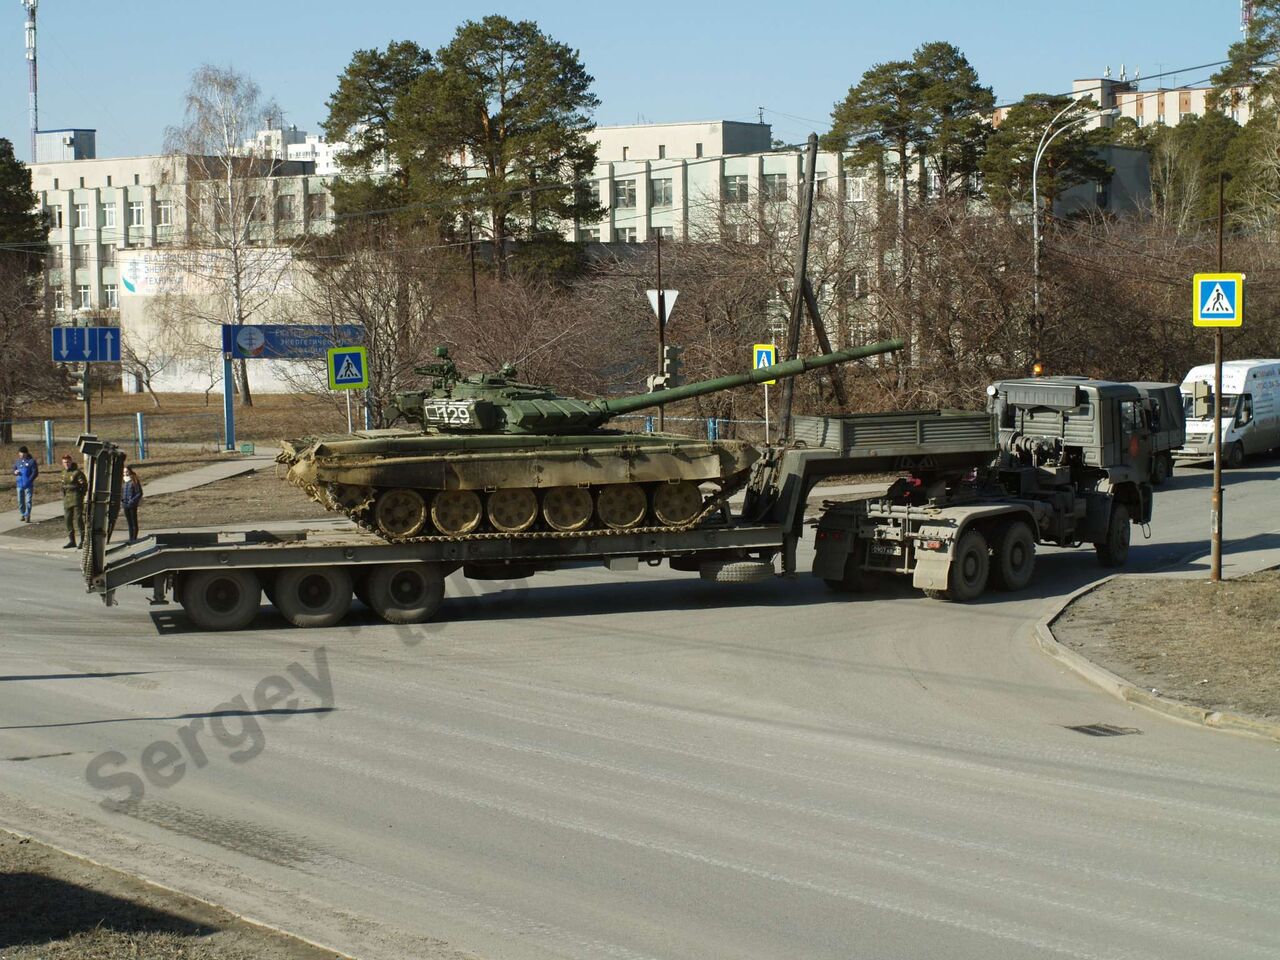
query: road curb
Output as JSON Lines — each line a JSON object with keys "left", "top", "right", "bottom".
{"left": 1034, "top": 575, "right": 1280, "bottom": 743}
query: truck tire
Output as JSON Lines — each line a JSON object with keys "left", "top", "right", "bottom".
{"left": 930, "top": 528, "right": 989, "bottom": 602}
{"left": 1151, "top": 453, "right": 1171, "bottom": 486}
{"left": 272, "top": 567, "right": 353, "bottom": 628}
{"left": 699, "top": 560, "right": 775, "bottom": 584}
{"left": 1226, "top": 441, "right": 1245, "bottom": 469}
{"left": 365, "top": 563, "right": 445, "bottom": 624}
{"left": 1094, "top": 502, "right": 1131, "bottom": 568}
{"left": 180, "top": 569, "right": 261, "bottom": 631}
{"left": 990, "top": 521, "right": 1036, "bottom": 592}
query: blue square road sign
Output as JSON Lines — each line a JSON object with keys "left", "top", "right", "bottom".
{"left": 327, "top": 346, "right": 369, "bottom": 390}
{"left": 1193, "top": 273, "right": 1244, "bottom": 328}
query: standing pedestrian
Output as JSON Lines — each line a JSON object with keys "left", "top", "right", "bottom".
{"left": 60, "top": 454, "right": 87, "bottom": 549}
{"left": 12, "top": 445, "right": 38, "bottom": 522}
{"left": 121, "top": 465, "right": 143, "bottom": 542}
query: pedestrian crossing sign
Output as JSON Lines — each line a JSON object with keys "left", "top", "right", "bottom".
{"left": 1193, "top": 273, "right": 1244, "bottom": 328}
{"left": 327, "top": 345, "right": 368, "bottom": 390}
{"left": 753, "top": 343, "right": 777, "bottom": 385}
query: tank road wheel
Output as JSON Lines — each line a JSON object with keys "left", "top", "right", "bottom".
{"left": 596, "top": 484, "right": 649, "bottom": 529}
{"left": 652, "top": 481, "right": 703, "bottom": 526}
{"left": 365, "top": 562, "right": 445, "bottom": 625}
{"left": 329, "top": 483, "right": 375, "bottom": 514}
{"left": 375, "top": 488, "right": 428, "bottom": 538}
{"left": 990, "top": 521, "right": 1036, "bottom": 592}
{"left": 543, "top": 487, "right": 594, "bottom": 531}
{"left": 180, "top": 570, "right": 261, "bottom": 631}
{"left": 431, "top": 490, "right": 484, "bottom": 536}
{"left": 272, "top": 567, "right": 353, "bottom": 628}
{"left": 486, "top": 488, "right": 539, "bottom": 533}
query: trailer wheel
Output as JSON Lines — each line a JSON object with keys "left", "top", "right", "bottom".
{"left": 932, "top": 528, "right": 989, "bottom": 602}
{"left": 990, "top": 521, "right": 1036, "bottom": 592}
{"left": 1094, "top": 502, "right": 1131, "bottom": 568}
{"left": 366, "top": 563, "right": 445, "bottom": 624}
{"left": 180, "top": 570, "right": 261, "bottom": 631}
{"left": 272, "top": 567, "right": 353, "bottom": 628}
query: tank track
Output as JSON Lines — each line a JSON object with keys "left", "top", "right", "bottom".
{"left": 284, "top": 473, "right": 745, "bottom": 546}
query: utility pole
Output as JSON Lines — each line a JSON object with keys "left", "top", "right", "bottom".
{"left": 22, "top": 0, "right": 37, "bottom": 163}
{"left": 1211, "top": 173, "right": 1226, "bottom": 582}
{"left": 655, "top": 232, "right": 666, "bottom": 431}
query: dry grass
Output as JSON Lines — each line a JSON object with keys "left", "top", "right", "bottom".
{"left": 1055, "top": 569, "right": 1280, "bottom": 721}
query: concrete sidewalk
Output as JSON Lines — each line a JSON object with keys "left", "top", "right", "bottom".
{"left": 0, "top": 448, "right": 280, "bottom": 537}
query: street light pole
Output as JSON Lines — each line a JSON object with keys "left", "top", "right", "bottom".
{"left": 1031, "top": 104, "right": 1117, "bottom": 370}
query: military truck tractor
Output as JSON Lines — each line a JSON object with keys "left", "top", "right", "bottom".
{"left": 807, "top": 377, "right": 1155, "bottom": 601}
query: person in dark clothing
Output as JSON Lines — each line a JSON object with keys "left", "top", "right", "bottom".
{"left": 13, "top": 446, "right": 38, "bottom": 522}
{"left": 60, "top": 454, "right": 87, "bottom": 548}
{"left": 121, "top": 466, "right": 143, "bottom": 542}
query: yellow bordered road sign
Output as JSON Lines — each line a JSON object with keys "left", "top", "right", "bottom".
{"left": 327, "top": 345, "right": 369, "bottom": 390}
{"left": 753, "top": 343, "right": 777, "bottom": 385}
{"left": 1193, "top": 272, "right": 1244, "bottom": 328}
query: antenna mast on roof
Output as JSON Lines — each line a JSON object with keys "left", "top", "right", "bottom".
{"left": 21, "top": 0, "right": 37, "bottom": 162}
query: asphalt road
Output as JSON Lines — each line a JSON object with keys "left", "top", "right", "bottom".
{"left": 2, "top": 460, "right": 1279, "bottom": 960}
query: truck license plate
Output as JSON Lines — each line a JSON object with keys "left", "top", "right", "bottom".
{"left": 870, "top": 541, "right": 901, "bottom": 556}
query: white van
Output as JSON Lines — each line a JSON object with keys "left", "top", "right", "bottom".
{"left": 1175, "top": 359, "right": 1280, "bottom": 467}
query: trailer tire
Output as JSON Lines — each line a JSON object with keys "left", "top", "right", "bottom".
{"left": 272, "top": 567, "right": 353, "bottom": 628}
{"left": 930, "top": 528, "right": 989, "bottom": 602}
{"left": 1094, "top": 502, "right": 1131, "bottom": 568}
{"left": 366, "top": 563, "right": 445, "bottom": 624}
{"left": 990, "top": 521, "right": 1036, "bottom": 592}
{"left": 699, "top": 560, "right": 774, "bottom": 584}
{"left": 180, "top": 570, "right": 261, "bottom": 631}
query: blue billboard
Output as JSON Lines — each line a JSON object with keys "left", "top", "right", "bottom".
{"left": 221, "top": 324, "right": 365, "bottom": 360}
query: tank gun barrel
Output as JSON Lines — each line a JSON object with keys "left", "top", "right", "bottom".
{"left": 597, "top": 338, "right": 903, "bottom": 417}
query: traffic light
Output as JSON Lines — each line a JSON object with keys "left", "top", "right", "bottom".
{"left": 662, "top": 344, "right": 684, "bottom": 387}
{"left": 68, "top": 368, "right": 86, "bottom": 400}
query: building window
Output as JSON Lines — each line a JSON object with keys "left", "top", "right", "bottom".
{"left": 845, "top": 177, "right": 866, "bottom": 202}
{"left": 49, "top": 247, "right": 64, "bottom": 268}
{"left": 587, "top": 180, "right": 601, "bottom": 207}
{"left": 582, "top": 227, "right": 600, "bottom": 242}
{"left": 307, "top": 193, "right": 328, "bottom": 220}
{"left": 695, "top": 142, "right": 703, "bottom": 158}
{"left": 76, "top": 284, "right": 92, "bottom": 309}
{"left": 247, "top": 196, "right": 267, "bottom": 222}
{"left": 622, "top": 146, "right": 629, "bottom": 161}
{"left": 652, "top": 226, "right": 674, "bottom": 240}
{"left": 74, "top": 243, "right": 91, "bottom": 266}
{"left": 762, "top": 173, "right": 788, "bottom": 201}
{"left": 723, "top": 175, "right": 748, "bottom": 204}
{"left": 74, "top": 203, "right": 90, "bottom": 228}
{"left": 722, "top": 223, "right": 748, "bottom": 242}
{"left": 49, "top": 206, "right": 64, "bottom": 229}
{"left": 814, "top": 171, "right": 827, "bottom": 196}
{"left": 650, "top": 178, "right": 673, "bottom": 207}
{"left": 1157, "top": 113, "right": 1165, "bottom": 124}
{"left": 54, "top": 288, "right": 66, "bottom": 311}
{"left": 613, "top": 179, "right": 637, "bottom": 208}
{"left": 104, "top": 284, "right": 118, "bottom": 309}
{"left": 658, "top": 144, "right": 666, "bottom": 159}
{"left": 615, "top": 227, "right": 637, "bottom": 243}
{"left": 276, "top": 194, "right": 297, "bottom": 221}
{"left": 157, "top": 201, "right": 174, "bottom": 227}
{"left": 102, "top": 202, "right": 116, "bottom": 227}
{"left": 101, "top": 244, "right": 116, "bottom": 265}
{"left": 128, "top": 201, "right": 145, "bottom": 226}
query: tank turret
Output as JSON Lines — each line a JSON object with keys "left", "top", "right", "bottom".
{"left": 386, "top": 338, "right": 903, "bottom": 436}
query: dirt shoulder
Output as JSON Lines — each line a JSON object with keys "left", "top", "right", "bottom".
{"left": 1053, "top": 569, "right": 1280, "bottom": 723}
{"left": 0, "top": 829, "right": 344, "bottom": 959}
{"left": 3, "top": 469, "right": 332, "bottom": 541}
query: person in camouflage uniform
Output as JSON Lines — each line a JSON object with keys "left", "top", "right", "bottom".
{"left": 60, "top": 454, "right": 87, "bottom": 549}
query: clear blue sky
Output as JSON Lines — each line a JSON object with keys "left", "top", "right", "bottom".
{"left": 2, "top": 0, "right": 1246, "bottom": 161}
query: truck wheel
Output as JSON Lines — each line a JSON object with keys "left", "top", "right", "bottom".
{"left": 1094, "top": 502, "right": 1131, "bottom": 568}
{"left": 940, "top": 528, "right": 990, "bottom": 602}
{"left": 990, "top": 521, "right": 1036, "bottom": 592}
{"left": 180, "top": 569, "right": 261, "bottom": 631}
{"left": 366, "top": 563, "right": 445, "bottom": 624}
{"left": 272, "top": 567, "right": 353, "bottom": 628}
{"left": 1226, "top": 441, "right": 1245, "bottom": 469}
{"left": 1151, "top": 453, "right": 1170, "bottom": 486}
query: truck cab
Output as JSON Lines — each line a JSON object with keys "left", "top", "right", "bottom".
{"left": 1175, "top": 360, "right": 1280, "bottom": 468}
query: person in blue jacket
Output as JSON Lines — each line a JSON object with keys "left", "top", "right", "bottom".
{"left": 121, "top": 465, "right": 143, "bottom": 542}
{"left": 12, "top": 446, "right": 38, "bottom": 522}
